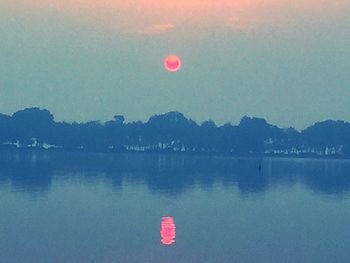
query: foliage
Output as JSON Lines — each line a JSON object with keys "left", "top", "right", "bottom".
{"left": 1, "top": 107, "right": 350, "bottom": 156}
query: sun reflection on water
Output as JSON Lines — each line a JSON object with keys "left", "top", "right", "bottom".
{"left": 161, "top": 216, "right": 176, "bottom": 245}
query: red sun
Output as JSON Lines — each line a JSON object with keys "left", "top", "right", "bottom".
{"left": 164, "top": 55, "right": 181, "bottom": 72}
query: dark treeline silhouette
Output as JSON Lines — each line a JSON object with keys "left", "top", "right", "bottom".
{"left": 1, "top": 107, "right": 350, "bottom": 157}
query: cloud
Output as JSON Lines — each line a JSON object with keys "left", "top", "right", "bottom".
{"left": 14, "top": 0, "right": 350, "bottom": 35}
{"left": 226, "top": 16, "right": 262, "bottom": 30}
{"left": 132, "top": 23, "right": 176, "bottom": 35}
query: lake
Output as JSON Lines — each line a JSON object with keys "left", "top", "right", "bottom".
{"left": 0, "top": 151, "right": 350, "bottom": 263}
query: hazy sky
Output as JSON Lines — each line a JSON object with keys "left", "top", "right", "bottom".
{"left": 0, "top": 0, "right": 349, "bottom": 129}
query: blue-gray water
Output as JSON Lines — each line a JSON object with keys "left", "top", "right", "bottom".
{"left": 1, "top": 151, "right": 350, "bottom": 263}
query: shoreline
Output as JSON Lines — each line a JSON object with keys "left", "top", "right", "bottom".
{"left": 1, "top": 147, "right": 350, "bottom": 161}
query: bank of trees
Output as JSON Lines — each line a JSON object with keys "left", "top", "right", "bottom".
{"left": 1, "top": 107, "right": 350, "bottom": 156}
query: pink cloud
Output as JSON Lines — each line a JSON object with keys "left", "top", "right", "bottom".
{"left": 132, "top": 23, "right": 176, "bottom": 35}
{"left": 17, "top": 0, "right": 350, "bottom": 34}
{"left": 226, "top": 16, "right": 262, "bottom": 30}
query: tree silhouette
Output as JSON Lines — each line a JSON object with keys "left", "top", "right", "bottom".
{"left": 11, "top": 108, "right": 54, "bottom": 147}
{"left": 0, "top": 107, "right": 350, "bottom": 157}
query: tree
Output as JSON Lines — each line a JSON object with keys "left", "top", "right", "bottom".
{"left": 11, "top": 108, "right": 54, "bottom": 146}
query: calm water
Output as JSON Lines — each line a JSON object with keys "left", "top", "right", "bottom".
{"left": 1, "top": 151, "right": 350, "bottom": 263}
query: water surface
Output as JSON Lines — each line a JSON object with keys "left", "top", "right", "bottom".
{"left": 0, "top": 151, "right": 350, "bottom": 263}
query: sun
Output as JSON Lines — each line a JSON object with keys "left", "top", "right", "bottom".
{"left": 164, "top": 55, "right": 181, "bottom": 72}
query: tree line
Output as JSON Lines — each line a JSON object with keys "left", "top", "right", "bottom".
{"left": 1, "top": 107, "right": 350, "bottom": 156}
